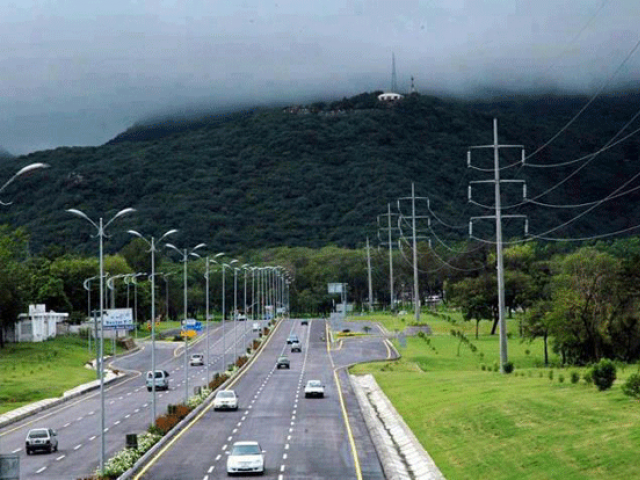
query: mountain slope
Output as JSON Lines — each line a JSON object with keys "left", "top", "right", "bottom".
{"left": 2, "top": 91, "right": 640, "bottom": 254}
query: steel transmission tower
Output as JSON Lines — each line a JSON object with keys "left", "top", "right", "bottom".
{"left": 467, "top": 118, "right": 527, "bottom": 373}
{"left": 391, "top": 52, "right": 398, "bottom": 92}
{"left": 378, "top": 203, "right": 400, "bottom": 311}
{"left": 397, "top": 183, "right": 430, "bottom": 323}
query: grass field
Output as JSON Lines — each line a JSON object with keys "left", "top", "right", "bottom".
{"left": 349, "top": 312, "right": 640, "bottom": 480}
{"left": 0, "top": 335, "right": 99, "bottom": 415}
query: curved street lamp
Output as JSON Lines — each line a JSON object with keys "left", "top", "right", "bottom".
{"left": 166, "top": 242, "right": 206, "bottom": 402}
{"left": 66, "top": 207, "right": 135, "bottom": 476}
{"left": 128, "top": 228, "right": 177, "bottom": 424}
{"left": 0, "top": 162, "right": 49, "bottom": 205}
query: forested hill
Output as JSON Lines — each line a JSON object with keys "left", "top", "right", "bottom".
{"left": 2, "top": 91, "right": 640, "bottom": 255}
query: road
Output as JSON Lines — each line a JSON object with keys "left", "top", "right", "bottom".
{"left": 134, "top": 316, "right": 392, "bottom": 480}
{"left": 0, "top": 319, "right": 263, "bottom": 480}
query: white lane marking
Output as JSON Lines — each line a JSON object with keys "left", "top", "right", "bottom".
{"left": 134, "top": 409, "right": 140, "bottom": 413}
{"left": 74, "top": 444, "right": 82, "bottom": 450}
{"left": 143, "top": 403, "right": 148, "bottom": 408}
{"left": 215, "top": 454, "right": 222, "bottom": 461}
{"left": 89, "top": 435, "right": 96, "bottom": 441}
{"left": 104, "top": 427, "right": 109, "bottom": 432}
{"left": 125, "top": 414, "right": 131, "bottom": 419}
{"left": 291, "top": 415, "right": 296, "bottom": 420}
{"left": 127, "top": 392, "right": 132, "bottom": 396}
{"left": 11, "top": 448, "right": 20, "bottom": 453}
{"left": 289, "top": 428, "right": 293, "bottom": 433}
{"left": 119, "top": 396, "right": 124, "bottom": 400}
{"left": 278, "top": 475, "right": 284, "bottom": 480}
{"left": 56, "top": 455, "right": 65, "bottom": 461}
{"left": 232, "top": 428, "right": 238, "bottom": 433}
{"left": 208, "top": 466, "right": 214, "bottom": 473}
{"left": 36, "top": 467, "right": 46, "bottom": 474}
{"left": 283, "top": 453, "right": 288, "bottom": 460}
{"left": 114, "top": 420, "right": 121, "bottom": 425}
{"left": 241, "top": 416, "right": 246, "bottom": 421}
{"left": 222, "top": 444, "right": 227, "bottom": 451}
{"left": 285, "top": 443, "right": 289, "bottom": 450}
{"left": 287, "top": 435, "right": 291, "bottom": 441}
{"left": 280, "top": 465, "right": 285, "bottom": 472}
{"left": 227, "top": 436, "right": 232, "bottom": 441}
{"left": 88, "top": 411, "right": 95, "bottom": 415}
{"left": 77, "top": 416, "right": 83, "bottom": 421}
{"left": 203, "top": 476, "right": 208, "bottom": 480}
{"left": 63, "top": 422, "right": 71, "bottom": 428}
{"left": 109, "top": 400, "right": 115, "bottom": 405}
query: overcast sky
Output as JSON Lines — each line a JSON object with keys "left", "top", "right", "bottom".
{"left": 1, "top": 0, "right": 638, "bottom": 155}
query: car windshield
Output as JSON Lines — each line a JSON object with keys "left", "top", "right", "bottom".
{"left": 217, "top": 391, "right": 235, "bottom": 398}
{"left": 308, "top": 380, "right": 322, "bottom": 387}
{"left": 278, "top": 356, "right": 288, "bottom": 360}
{"left": 28, "top": 430, "right": 48, "bottom": 438}
{"left": 154, "top": 371, "right": 164, "bottom": 378}
{"left": 232, "top": 444, "right": 261, "bottom": 455}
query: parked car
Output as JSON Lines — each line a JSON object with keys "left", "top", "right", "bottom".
{"left": 213, "top": 390, "right": 239, "bottom": 411}
{"left": 304, "top": 380, "right": 325, "bottom": 398}
{"left": 237, "top": 313, "right": 247, "bottom": 321}
{"left": 189, "top": 353, "right": 204, "bottom": 366}
{"left": 25, "top": 428, "right": 58, "bottom": 454}
{"left": 145, "top": 370, "right": 170, "bottom": 391}
{"left": 300, "top": 319, "right": 309, "bottom": 325}
{"left": 290, "top": 340, "right": 302, "bottom": 353}
{"left": 252, "top": 322, "right": 261, "bottom": 332}
{"left": 226, "top": 441, "right": 265, "bottom": 475}
{"left": 276, "top": 355, "right": 290, "bottom": 369}
{"left": 286, "top": 334, "right": 299, "bottom": 344}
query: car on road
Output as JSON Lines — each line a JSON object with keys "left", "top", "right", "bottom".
{"left": 213, "top": 390, "right": 239, "bottom": 411}
{"left": 237, "top": 313, "right": 247, "bottom": 321}
{"left": 189, "top": 353, "right": 204, "bottom": 366}
{"left": 286, "top": 333, "right": 299, "bottom": 344}
{"left": 300, "top": 319, "right": 309, "bottom": 325}
{"left": 25, "top": 428, "right": 58, "bottom": 454}
{"left": 290, "top": 340, "right": 302, "bottom": 352}
{"left": 304, "top": 380, "right": 325, "bottom": 398}
{"left": 276, "top": 355, "right": 290, "bottom": 369}
{"left": 145, "top": 370, "right": 170, "bottom": 391}
{"left": 226, "top": 441, "right": 265, "bottom": 475}
{"left": 252, "top": 322, "right": 261, "bottom": 332}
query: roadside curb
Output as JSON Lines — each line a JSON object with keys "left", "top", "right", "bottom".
{"left": 351, "top": 374, "right": 446, "bottom": 480}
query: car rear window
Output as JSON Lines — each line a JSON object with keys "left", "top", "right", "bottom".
{"left": 232, "top": 444, "right": 261, "bottom": 455}
{"left": 28, "top": 430, "right": 48, "bottom": 438}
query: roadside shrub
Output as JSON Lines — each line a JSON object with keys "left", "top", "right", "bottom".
{"left": 558, "top": 374, "right": 565, "bottom": 383}
{"left": 492, "top": 361, "right": 499, "bottom": 372}
{"left": 622, "top": 373, "right": 640, "bottom": 399}
{"left": 503, "top": 361, "right": 514, "bottom": 374}
{"left": 583, "top": 369, "right": 593, "bottom": 385}
{"left": 591, "top": 359, "right": 617, "bottom": 391}
{"left": 480, "top": 363, "right": 486, "bottom": 371}
{"left": 570, "top": 371, "right": 580, "bottom": 384}
{"left": 548, "top": 370, "right": 554, "bottom": 381}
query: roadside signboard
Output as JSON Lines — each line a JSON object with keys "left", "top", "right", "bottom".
{"left": 327, "top": 283, "right": 343, "bottom": 294}
{"left": 182, "top": 318, "right": 202, "bottom": 332}
{"left": 180, "top": 330, "right": 197, "bottom": 338}
{"left": 92, "top": 308, "right": 134, "bottom": 330}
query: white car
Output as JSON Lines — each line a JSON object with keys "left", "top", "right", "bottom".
{"left": 189, "top": 353, "right": 204, "bottom": 366}
{"left": 252, "top": 322, "right": 261, "bottom": 332}
{"left": 25, "top": 428, "right": 58, "bottom": 454}
{"left": 226, "top": 441, "right": 265, "bottom": 474}
{"left": 304, "top": 380, "right": 325, "bottom": 398}
{"left": 213, "top": 390, "right": 239, "bottom": 411}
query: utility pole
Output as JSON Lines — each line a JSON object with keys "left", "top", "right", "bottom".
{"left": 468, "top": 118, "right": 527, "bottom": 373}
{"left": 366, "top": 237, "right": 373, "bottom": 312}
{"left": 398, "top": 183, "right": 430, "bottom": 323}
{"left": 378, "top": 203, "right": 399, "bottom": 312}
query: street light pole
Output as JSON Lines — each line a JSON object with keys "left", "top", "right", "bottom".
{"left": 128, "top": 229, "right": 177, "bottom": 425}
{"left": 166, "top": 242, "right": 206, "bottom": 402}
{"left": 66, "top": 207, "right": 135, "bottom": 476}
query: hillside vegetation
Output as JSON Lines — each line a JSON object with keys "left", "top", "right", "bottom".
{"left": 1, "top": 91, "right": 640, "bottom": 254}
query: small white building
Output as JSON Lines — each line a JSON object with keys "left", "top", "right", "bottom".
{"left": 377, "top": 92, "right": 404, "bottom": 102}
{"left": 9, "top": 304, "right": 69, "bottom": 342}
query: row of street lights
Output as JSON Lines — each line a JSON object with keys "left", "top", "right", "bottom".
{"left": 66, "top": 206, "right": 291, "bottom": 476}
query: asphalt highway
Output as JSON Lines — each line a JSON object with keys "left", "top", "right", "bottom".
{"left": 0, "top": 319, "right": 263, "bottom": 480}
{"left": 134, "top": 316, "right": 392, "bottom": 480}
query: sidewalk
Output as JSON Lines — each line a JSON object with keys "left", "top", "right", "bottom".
{"left": 0, "top": 362, "right": 125, "bottom": 430}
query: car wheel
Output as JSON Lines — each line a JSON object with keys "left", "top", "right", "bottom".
{"left": 54, "top": 444, "right": 58, "bottom": 452}
{"left": 26, "top": 449, "right": 31, "bottom": 455}
{"left": 48, "top": 445, "right": 53, "bottom": 453}
{"left": 147, "top": 387, "right": 152, "bottom": 392}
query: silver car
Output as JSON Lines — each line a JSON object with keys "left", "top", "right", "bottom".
{"left": 226, "top": 441, "right": 265, "bottom": 474}
{"left": 213, "top": 390, "right": 239, "bottom": 411}
{"left": 25, "top": 428, "right": 58, "bottom": 454}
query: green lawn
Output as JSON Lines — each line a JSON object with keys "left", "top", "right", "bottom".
{"left": 350, "top": 314, "right": 640, "bottom": 480}
{"left": 0, "top": 335, "right": 99, "bottom": 415}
